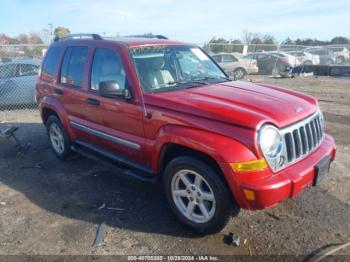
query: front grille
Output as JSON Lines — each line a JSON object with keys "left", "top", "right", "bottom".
{"left": 281, "top": 111, "right": 324, "bottom": 166}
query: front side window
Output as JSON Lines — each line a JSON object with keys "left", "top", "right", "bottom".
{"left": 60, "top": 46, "right": 88, "bottom": 87}
{"left": 130, "top": 45, "right": 226, "bottom": 93}
{"left": 90, "top": 48, "right": 126, "bottom": 91}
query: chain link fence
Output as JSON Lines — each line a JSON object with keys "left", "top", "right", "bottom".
{"left": 1, "top": 43, "right": 350, "bottom": 119}
{"left": 202, "top": 43, "right": 350, "bottom": 79}
{"left": 0, "top": 45, "right": 47, "bottom": 115}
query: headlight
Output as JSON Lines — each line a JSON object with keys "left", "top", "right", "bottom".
{"left": 258, "top": 125, "right": 283, "bottom": 158}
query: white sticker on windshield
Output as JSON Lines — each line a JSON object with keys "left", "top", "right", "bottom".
{"left": 191, "top": 48, "right": 209, "bottom": 61}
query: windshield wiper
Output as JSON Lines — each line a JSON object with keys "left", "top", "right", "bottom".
{"left": 191, "top": 76, "right": 232, "bottom": 83}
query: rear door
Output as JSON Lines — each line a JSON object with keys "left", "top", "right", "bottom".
{"left": 84, "top": 46, "right": 145, "bottom": 163}
{"left": 57, "top": 46, "right": 91, "bottom": 142}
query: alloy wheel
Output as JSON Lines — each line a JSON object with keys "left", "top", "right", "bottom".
{"left": 171, "top": 169, "right": 216, "bottom": 223}
{"left": 49, "top": 122, "right": 65, "bottom": 154}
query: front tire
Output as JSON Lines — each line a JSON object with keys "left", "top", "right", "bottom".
{"left": 47, "top": 115, "right": 71, "bottom": 160}
{"left": 163, "top": 156, "right": 239, "bottom": 234}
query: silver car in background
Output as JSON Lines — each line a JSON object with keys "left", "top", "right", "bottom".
{"left": 328, "top": 46, "right": 350, "bottom": 64}
{"left": 304, "top": 47, "right": 336, "bottom": 65}
{"left": 0, "top": 59, "right": 40, "bottom": 107}
{"left": 287, "top": 51, "right": 320, "bottom": 65}
{"left": 211, "top": 53, "right": 258, "bottom": 79}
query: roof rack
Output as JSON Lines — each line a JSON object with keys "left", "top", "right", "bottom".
{"left": 126, "top": 34, "right": 168, "bottom": 40}
{"left": 54, "top": 33, "right": 103, "bottom": 42}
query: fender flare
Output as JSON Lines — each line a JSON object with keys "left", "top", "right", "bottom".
{"left": 151, "top": 125, "right": 257, "bottom": 173}
{"left": 40, "top": 96, "right": 76, "bottom": 140}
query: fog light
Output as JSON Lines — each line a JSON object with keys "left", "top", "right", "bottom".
{"left": 243, "top": 189, "right": 255, "bottom": 201}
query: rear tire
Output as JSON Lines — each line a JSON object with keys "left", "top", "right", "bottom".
{"left": 336, "top": 56, "right": 345, "bottom": 64}
{"left": 233, "top": 68, "right": 247, "bottom": 80}
{"left": 163, "top": 156, "right": 239, "bottom": 234}
{"left": 47, "top": 115, "right": 71, "bottom": 160}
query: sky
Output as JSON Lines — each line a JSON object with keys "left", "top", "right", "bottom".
{"left": 0, "top": 0, "right": 349, "bottom": 44}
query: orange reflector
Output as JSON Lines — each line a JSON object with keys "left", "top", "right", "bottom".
{"left": 230, "top": 158, "right": 268, "bottom": 172}
{"left": 243, "top": 189, "right": 256, "bottom": 201}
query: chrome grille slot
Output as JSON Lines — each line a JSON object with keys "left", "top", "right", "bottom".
{"left": 279, "top": 111, "right": 324, "bottom": 171}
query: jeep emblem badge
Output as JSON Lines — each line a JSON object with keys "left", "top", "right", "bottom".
{"left": 295, "top": 107, "right": 303, "bottom": 113}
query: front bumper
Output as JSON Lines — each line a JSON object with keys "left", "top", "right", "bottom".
{"left": 220, "top": 134, "right": 336, "bottom": 210}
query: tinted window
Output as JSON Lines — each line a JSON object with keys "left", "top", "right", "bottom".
{"left": 257, "top": 54, "right": 267, "bottom": 60}
{"left": 18, "top": 64, "right": 39, "bottom": 76}
{"left": 91, "top": 48, "right": 126, "bottom": 91}
{"left": 60, "top": 46, "right": 88, "bottom": 87}
{"left": 42, "top": 47, "right": 60, "bottom": 77}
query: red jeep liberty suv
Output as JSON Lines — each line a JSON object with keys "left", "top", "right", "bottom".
{"left": 36, "top": 34, "right": 336, "bottom": 234}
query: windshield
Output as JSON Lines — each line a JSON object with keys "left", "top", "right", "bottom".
{"left": 129, "top": 45, "right": 227, "bottom": 93}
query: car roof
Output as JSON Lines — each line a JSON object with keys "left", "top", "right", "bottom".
{"left": 51, "top": 37, "right": 193, "bottom": 48}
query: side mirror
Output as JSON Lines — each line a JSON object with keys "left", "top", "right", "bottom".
{"left": 98, "top": 81, "right": 130, "bottom": 99}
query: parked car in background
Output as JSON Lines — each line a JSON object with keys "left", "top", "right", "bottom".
{"left": 211, "top": 53, "right": 258, "bottom": 79}
{"left": 0, "top": 57, "right": 12, "bottom": 63}
{"left": 244, "top": 52, "right": 293, "bottom": 77}
{"left": 0, "top": 59, "right": 40, "bottom": 107}
{"left": 287, "top": 51, "right": 320, "bottom": 65}
{"left": 328, "top": 46, "right": 349, "bottom": 64}
{"left": 304, "top": 47, "right": 336, "bottom": 65}
{"left": 266, "top": 51, "right": 301, "bottom": 67}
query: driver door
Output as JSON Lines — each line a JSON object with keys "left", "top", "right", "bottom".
{"left": 84, "top": 47, "right": 145, "bottom": 163}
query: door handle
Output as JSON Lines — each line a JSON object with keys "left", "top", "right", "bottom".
{"left": 86, "top": 98, "right": 100, "bottom": 106}
{"left": 54, "top": 88, "right": 63, "bottom": 95}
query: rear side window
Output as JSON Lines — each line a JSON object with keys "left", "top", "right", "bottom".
{"left": 60, "top": 46, "right": 88, "bottom": 88}
{"left": 42, "top": 47, "right": 60, "bottom": 77}
{"left": 222, "top": 55, "right": 237, "bottom": 62}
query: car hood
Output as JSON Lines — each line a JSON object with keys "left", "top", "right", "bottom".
{"left": 144, "top": 81, "right": 318, "bottom": 130}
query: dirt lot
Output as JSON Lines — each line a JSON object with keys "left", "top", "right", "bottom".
{"left": 0, "top": 76, "right": 349, "bottom": 258}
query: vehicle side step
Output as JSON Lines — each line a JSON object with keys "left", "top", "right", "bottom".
{"left": 71, "top": 142, "right": 157, "bottom": 183}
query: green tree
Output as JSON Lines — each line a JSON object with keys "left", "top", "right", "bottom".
{"left": 230, "top": 39, "right": 243, "bottom": 53}
{"left": 330, "top": 36, "right": 350, "bottom": 45}
{"left": 282, "top": 37, "right": 294, "bottom": 45}
{"left": 54, "top": 26, "right": 71, "bottom": 38}
{"left": 206, "top": 37, "right": 231, "bottom": 53}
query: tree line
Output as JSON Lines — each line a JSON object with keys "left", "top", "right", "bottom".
{"left": 0, "top": 26, "right": 71, "bottom": 45}
{"left": 204, "top": 31, "right": 350, "bottom": 53}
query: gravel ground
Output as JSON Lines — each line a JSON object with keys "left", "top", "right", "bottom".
{"left": 0, "top": 76, "right": 349, "bottom": 258}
